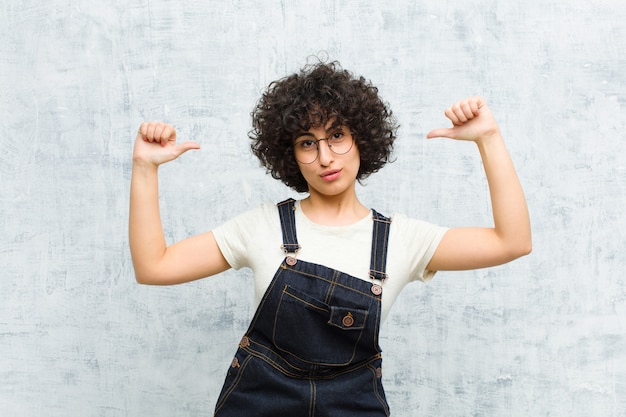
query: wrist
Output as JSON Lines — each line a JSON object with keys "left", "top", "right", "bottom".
{"left": 132, "top": 157, "right": 160, "bottom": 172}
{"left": 475, "top": 128, "right": 503, "bottom": 148}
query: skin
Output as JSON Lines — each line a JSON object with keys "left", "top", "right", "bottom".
{"left": 425, "top": 97, "right": 531, "bottom": 270}
{"left": 129, "top": 96, "right": 531, "bottom": 284}
{"left": 295, "top": 126, "right": 370, "bottom": 226}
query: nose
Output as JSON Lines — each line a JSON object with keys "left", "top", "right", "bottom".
{"left": 317, "top": 139, "right": 334, "bottom": 166}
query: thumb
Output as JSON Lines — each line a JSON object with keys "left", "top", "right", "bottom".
{"left": 426, "top": 128, "right": 456, "bottom": 139}
{"left": 173, "top": 141, "right": 201, "bottom": 156}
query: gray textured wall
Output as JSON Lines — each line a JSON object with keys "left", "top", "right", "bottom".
{"left": 1, "top": 1, "right": 625, "bottom": 416}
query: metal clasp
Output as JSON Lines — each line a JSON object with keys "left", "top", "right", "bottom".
{"left": 369, "top": 270, "right": 388, "bottom": 282}
{"left": 280, "top": 244, "right": 301, "bottom": 254}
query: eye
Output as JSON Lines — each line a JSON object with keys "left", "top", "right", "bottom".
{"left": 329, "top": 130, "right": 345, "bottom": 143}
{"left": 296, "top": 138, "right": 316, "bottom": 150}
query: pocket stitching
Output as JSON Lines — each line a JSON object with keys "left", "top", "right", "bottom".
{"left": 272, "top": 285, "right": 366, "bottom": 366}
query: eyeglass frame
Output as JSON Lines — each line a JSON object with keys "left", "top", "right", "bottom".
{"left": 292, "top": 128, "right": 356, "bottom": 164}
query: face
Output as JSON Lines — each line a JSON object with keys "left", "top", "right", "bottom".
{"left": 293, "top": 120, "right": 361, "bottom": 199}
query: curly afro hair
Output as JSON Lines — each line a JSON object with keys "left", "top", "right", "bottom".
{"left": 250, "top": 60, "right": 398, "bottom": 193}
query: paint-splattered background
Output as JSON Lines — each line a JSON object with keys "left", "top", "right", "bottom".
{"left": 1, "top": 1, "right": 624, "bottom": 416}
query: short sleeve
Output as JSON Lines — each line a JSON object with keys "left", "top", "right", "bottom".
{"left": 389, "top": 213, "right": 448, "bottom": 282}
{"left": 212, "top": 203, "right": 277, "bottom": 271}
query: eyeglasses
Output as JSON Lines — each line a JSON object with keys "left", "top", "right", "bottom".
{"left": 293, "top": 128, "right": 355, "bottom": 164}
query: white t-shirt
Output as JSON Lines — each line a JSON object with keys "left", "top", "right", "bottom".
{"left": 212, "top": 200, "right": 448, "bottom": 322}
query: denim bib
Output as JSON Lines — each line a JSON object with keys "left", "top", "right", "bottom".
{"left": 214, "top": 199, "right": 392, "bottom": 416}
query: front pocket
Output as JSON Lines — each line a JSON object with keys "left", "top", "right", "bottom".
{"left": 273, "top": 285, "right": 368, "bottom": 366}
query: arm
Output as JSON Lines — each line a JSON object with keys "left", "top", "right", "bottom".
{"left": 425, "top": 97, "right": 531, "bottom": 271}
{"left": 129, "top": 122, "right": 231, "bottom": 285}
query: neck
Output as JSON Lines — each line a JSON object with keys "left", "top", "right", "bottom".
{"left": 300, "top": 190, "right": 369, "bottom": 226}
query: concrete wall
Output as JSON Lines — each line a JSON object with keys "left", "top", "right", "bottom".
{"left": 1, "top": 1, "right": 624, "bottom": 416}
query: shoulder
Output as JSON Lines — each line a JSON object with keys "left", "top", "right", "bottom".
{"left": 385, "top": 212, "right": 448, "bottom": 282}
{"left": 215, "top": 201, "right": 279, "bottom": 234}
{"left": 388, "top": 212, "right": 448, "bottom": 248}
{"left": 212, "top": 201, "right": 281, "bottom": 249}
{"left": 390, "top": 212, "right": 439, "bottom": 229}
{"left": 211, "top": 201, "right": 283, "bottom": 269}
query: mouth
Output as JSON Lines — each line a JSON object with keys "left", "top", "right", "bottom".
{"left": 320, "top": 169, "right": 342, "bottom": 182}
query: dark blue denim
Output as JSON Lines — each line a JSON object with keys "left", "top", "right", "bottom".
{"left": 214, "top": 199, "right": 392, "bottom": 417}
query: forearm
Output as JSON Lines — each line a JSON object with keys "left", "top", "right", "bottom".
{"left": 476, "top": 132, "right": 532, "bottom": 256}
{"left": 425, "top": 97, "right": 531, "bottom": 271}
{"left": 129, "top": 160, "right": 167, "bottom": 282}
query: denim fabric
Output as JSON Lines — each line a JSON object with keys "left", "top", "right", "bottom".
{"left": 214, "top": 199, "right": 392, "bottom": 417}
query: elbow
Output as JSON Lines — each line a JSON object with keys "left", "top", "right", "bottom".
{"left": 523, "top": 239, "right": 533, "bottom": 256}
{"left": 516, "top": 243, "right": 532, "bottom": 259}
{"left": 134, "top": 271, "right": 151, "bottom": 285}
{"left": 507, "top": 238, "right": 532, "bottom": 261}
{"left": 131, "top": 257, "right": 166, "bottom": 285}
{"left": 520, "top": 232, "right": 533, "bottom": 256}
{"left": 133, "top": 267, "right": 160, "bottom": 285}
{"left": 134, "top": 266, "right": 180, "bottom": 285}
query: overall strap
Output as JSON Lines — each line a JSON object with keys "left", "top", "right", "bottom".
{"left": 277, "top": 199, "right": 301, "bottom": 255}
{"left": 369, "top": 210, "right": 392, "bottom": 283}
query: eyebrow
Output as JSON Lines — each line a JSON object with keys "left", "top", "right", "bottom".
{"left": 293, "top": 125, "right": 346, "bottom": 138}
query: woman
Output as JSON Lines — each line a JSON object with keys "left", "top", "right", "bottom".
{"left": 129, "top": 61, "right": 531, "bottom": 416}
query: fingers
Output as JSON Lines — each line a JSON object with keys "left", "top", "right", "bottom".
{"left": 444, "top": 96, "right": 483, "bottom": 126}
{"left": 427, "top": 96, "right": 499, "bottom": 143}
{"left": 138, "top": 121, "right": 176, "bottom": 147}
{"left": 134, "top": 121, "right": 200, "bottom": 165}
{"left": 426, "top": 96, "right": 492, "bottom": 140}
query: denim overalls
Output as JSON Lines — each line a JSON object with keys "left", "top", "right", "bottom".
{"left": 214, "top": 199, "right": 392, "bottom": 417}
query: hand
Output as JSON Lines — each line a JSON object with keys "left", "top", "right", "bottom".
{"left": 133, "top": 121, "right": 201, "bottom": 166}
{"left": 426, "top": 96, "right": 500, "bottom": 143}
